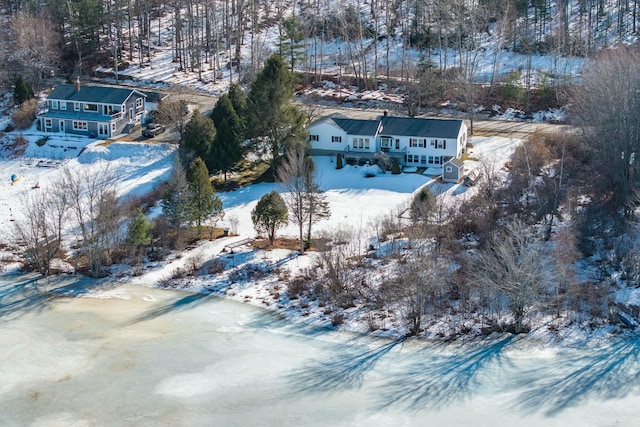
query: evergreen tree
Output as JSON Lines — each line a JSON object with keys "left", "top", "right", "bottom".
{"left": 251, "top": 191, "right": 288, "bottom": 246}
{"left": 126, "top": 208, "right": 153, "bottom": 261}
{"left": 161, "top": 157, "right": 191, "bottom": 250}
{"left": 228, "top": 83, "right": 247, "bottom": 125}
{"left": 279, "top": 16, "right": 305, "bottom": 72}
{"left": 246, "top": 54, "right": 306, "bottom": 163}
{"left": 411, "top": 186, "right": 436, "bottom": 223}
{"left": 13, "top": 75, "right": 34, "bottom": 106}
{"left": 184, "top": 110, "right": 216, "bottom": 170}
{"left": 210, "top": 95, "right": 245, "bottom": 181}
{"left": 391, "top": 157, "right": 401, "bottom": 174}
{"left": 186, "top": 157, "right": 223, "bottom": 231}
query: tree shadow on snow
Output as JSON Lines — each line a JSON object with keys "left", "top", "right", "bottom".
{"left": 375, "top": 334, "right": 515, "bottom": 411}
{"left": 287, "top": 337, "right": 407, "bottom": 395}
{"left": 0, "top": 273, "right": 117, "bottom": 323}
{"left": 123, "top": 291, "right": 213, "bottom": 325}
{"left": 511, "top": 338, "right": 640, "bottom": 416}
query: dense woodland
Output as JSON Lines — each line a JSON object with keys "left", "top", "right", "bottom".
{"left": 1, "top": 0, "right": 639, "bottom": 107}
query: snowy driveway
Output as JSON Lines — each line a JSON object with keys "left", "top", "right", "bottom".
{"left": 0, "top": 278, "right": 639, "bottom": 426}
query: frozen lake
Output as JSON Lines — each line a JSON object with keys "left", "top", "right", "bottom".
{"left": 1, "top": 275, "right": 639, "bottom": 426}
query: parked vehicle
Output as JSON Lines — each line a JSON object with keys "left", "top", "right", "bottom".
{"left": 142, "top": 123, "right": 165, "bottom": 137}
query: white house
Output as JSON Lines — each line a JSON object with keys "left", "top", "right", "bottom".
{"left": 308, "top": 114, "right": 467, "bottom": 167}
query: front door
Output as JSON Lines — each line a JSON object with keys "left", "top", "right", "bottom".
{"left": 59, "top": 120, "right": 65, "bottom": 133}
{"left": 98, "top": 123, "right": 109, "bottom": 137}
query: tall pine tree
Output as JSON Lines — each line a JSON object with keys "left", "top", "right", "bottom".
{"left": 184, "top": 110, "right": 216, "bottom": 170}
{"left": 246, "top": 54, "right": 306, "bottom": 164}
{"left": 161, "top": 157, "right": 191, "bottom": 250}
{"left": 210, "top": 94, "right": 245, "bottom": 181}
{"left": 186, "top": 157, "right": 222, "bottom": 231}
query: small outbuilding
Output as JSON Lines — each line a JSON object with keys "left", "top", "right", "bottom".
{"left": 442, "top": 157, "right": 464, "bottom": 183}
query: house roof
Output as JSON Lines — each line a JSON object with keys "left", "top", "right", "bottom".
{"left": 332, "top": 118, "right": 381, "bottom": 136}
{"left": 379, "top": 116, "right": 463, "bottom": 139}
{"left": 319, "top": 116, "right": 464, "bottom": 139}
{"left": 445, "top": 157, "right": 464, "bottom": 168}
{"left": 47, "top": 84, "right": 146, "bottom": 105}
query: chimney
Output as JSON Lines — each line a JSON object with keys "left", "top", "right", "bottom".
{"left": 76, "top": 77, "right": 80, "bottom": 92}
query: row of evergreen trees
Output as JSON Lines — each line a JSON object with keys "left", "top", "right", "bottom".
{"left": 183, "top": 54, "right": 306, "bottom": 179}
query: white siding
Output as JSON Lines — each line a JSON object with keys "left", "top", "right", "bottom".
{"left": 308, "top": 121, "right": 347, "bottom": 151}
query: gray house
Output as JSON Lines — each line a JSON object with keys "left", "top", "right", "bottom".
{"left": 38, "top": 81, "right": 147, "bottom": 138}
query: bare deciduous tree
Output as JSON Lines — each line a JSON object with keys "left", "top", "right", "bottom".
{"left": 472, "top": 220, "right": 548, "bottom": 334}
{"left": 62, "top": 165, "right": 121, "bottom": 277}
{"left": 277, "top": 145, "right": 330, "bottom": 252}
{"left": 9, "top": 11, "right": 60, "bottom": 86}
{"left": 572, "top": 46, "right": 640, "bottom": 216}
{"left": 14, "top": 192, "right": 60, "bottom": 275}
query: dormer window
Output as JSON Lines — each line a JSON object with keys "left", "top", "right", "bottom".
{"left": 84, "top": 103, "right": 98, "bottom": 112}
{"left": 74, "top": 102, "right": 80, "bottom": 111}
{"left": 51, "top": 100, "right": 59, "bottom": 109}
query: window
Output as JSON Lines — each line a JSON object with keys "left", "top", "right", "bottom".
{"left": 74, "top": 102, "right": 80, "bottom": 111}
{"left": 434, "top": 156, "right": 441, "bottom": 164}
{"left": 436, "top": 140, "right": 446, "bottom": 149}
{"left": 353, "top": 137, "right": 367, "bottom": 149}
{"left": 72, "top": 121, "right": 88, "bottom": 131}
{"left": 332, "top": 136, "right": 342, "bottom": 143}
{"left": 395, "top": 139, "right": 400, "bottom": 150}
{"left": 60, "top": 102, "right": 66, "bottom": 110}
{"left": 84, "top": 103, "right": 98, "bottom": 112}
{"left": 136, "top": 98, "right": 143, "bottom": 109}
{"left": 409, "top": 138, "right": 426, "bottom": 148}
{"left": 309, "top": 134, "right": 319, "bottom": 142}
{"left": 405, "top": 154, "right": 418, "bottom": 164}
{"left": 428, "top": 156, "right": 434, "bottom": 164}
{"left": 111, "top": 123, "right": 116, "bottom": 132}
{"left": 420, "top": 155, "right": 427, "bottom": 165}
{"left": 51, "top": 100, "right": 59, "bottom": 109}
{"left": 445, "top": 166, "right": 453, "bottom": 173}
{"left": 45, "top": 119, "right": 52, "bottom": 128}
{"left": 364, "top": 138, "right": 370, "bottom": 149}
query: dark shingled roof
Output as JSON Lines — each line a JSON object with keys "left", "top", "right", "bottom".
{"left": 379, "top": 116, "right": 463, "bottom": 139}
{"left": 332, "top": 118, "right": 381, "bottom": 136}
{"left": 47, "top": 84, "right": 146, "bottom": 105}
{"left": 329, "top": 116, "right": 463, "bottom": 139}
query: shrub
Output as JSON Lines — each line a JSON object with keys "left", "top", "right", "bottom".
{"left": 12, "top": 98, "right": 38, "bottom": 130}
{"left": 35, "top": 137, "right": 48, "bottom": 147}
{"left": 288, "top": 275, "right": 311, "bottom": 297}
{"left": 410, "top": 186, "right": 436, "bottom": 222}
{"left": 391, "top": 157, "right": 401, "bottom": 174}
